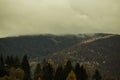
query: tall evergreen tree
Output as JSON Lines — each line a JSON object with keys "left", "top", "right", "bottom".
{"left": 74, "top": 63, "right": 81, "bottom": 80}
{"left": 0, "top": 54, "right": 4, "bottom": 67}
{"left": 42, "top": 63, "right": 54, "bottom": 80}
{"left": 34, "top": 63, "right": 42, "bottom": 80}
{"left": 47, "top": 63, "right": 54, "bottom": 80}
{"left": 21, "top": 55, "right": 31, "bottom": 80}
{"left": 0, "top": 54, "right": 8, "bottom": 77}
{"left": 92, "top": 69, "right": 102, "bottom": 80}
{"left": 64, "top": 60, "right": 73, "bottom": 80}
{"left": 54, "top": 65, "right": 64, "bottom": 80}
{"left": 80, "top": 65, "right": 88, "bottom": 80}
{"left": 14, "top": 56, "right": 20, "bottom": 68}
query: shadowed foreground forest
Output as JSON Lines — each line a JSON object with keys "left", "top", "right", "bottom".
{"left": 0, "top": 54, "right": 118, "bottom": 80}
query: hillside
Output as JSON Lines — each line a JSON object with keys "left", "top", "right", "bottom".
{"left": 0, "top": 34, "right": 102, "bottom": 59}
{"left": 0, "top": 33, "right": 119, "bottom": 78}
{"left": 50, "top": 35, "right": 120, "bottom": 78}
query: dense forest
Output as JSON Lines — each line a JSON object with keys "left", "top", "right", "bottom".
{"left": 0, "top": 54, "right": 119, "bottom": 80}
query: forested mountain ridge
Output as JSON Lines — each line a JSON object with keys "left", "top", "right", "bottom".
{"left": 50, "top": 35, "right": 120, "bottom": 78}
{"left": 0, "top": 34, "right": 104, "bottom": 58}
{"left": 0, "top": 33, "right": 120, "bottom": 79}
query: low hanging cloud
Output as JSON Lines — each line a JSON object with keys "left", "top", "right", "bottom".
{"left": 0, "top": 0, "right": 120, "bottom": 37}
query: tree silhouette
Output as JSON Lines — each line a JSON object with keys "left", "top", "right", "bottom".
{"left": 21, "top": 55, "right": 31, "bottom": 80}
{"left": 80, "top": 65, "right": 88, "bottom": 80}
{"left": 54, "top": 65, "right": 64, "bottom": 80}
{"left": 64, "top": 60, "right": 73, "bottom": 80}
{"left": 42, "top": 62, "right": 54, "bottom": 80}
{"left": 34, "top": 63, "right": 42, "bottom": 80}
{"left": 0, "top": 55, "right": 8, "bottom": 77}
{"left": 14, "top": 56, "right": 20, "bottom": 68}
{"left": 74, "top": 63, "right": 81, "bottom": 80}
{"left": 92, "top": 69, "right": 102, "bottom": 80}
{"left": 0, "top": 54, "right": 4, "bottom": 67}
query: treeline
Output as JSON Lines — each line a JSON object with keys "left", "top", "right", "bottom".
{"left": 0, "top": 54, "right": 102, "bottom": 80}
{"left": 0, "top": 54, "right": 30, "bottom": 80}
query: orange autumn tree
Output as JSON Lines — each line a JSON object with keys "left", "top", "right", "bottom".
{"left": 66, "top": 70, "right": 77, "bottom": 80}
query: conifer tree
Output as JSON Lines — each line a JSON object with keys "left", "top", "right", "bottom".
{"left": 54, "top": 65, "right": 64, "bottom": 80}
{"left": 47, "top": 63, "right": 54, "bottom": 80}
{"left": 21, "top": 55, "right": 31, "bottom": 80}
{"left": 74, "top": 63, "right": 81, "bottom": 80}
{"left": 0, "top": 54, "right": 4, "bottom": 67}
{"left": 34, "top": 63, "right": 42, "bottom": 80}
{"left": 42, "top": 63, "right": 54, "bottom": 80}
{"left": 64, "top": 60, "right": 73, "bottom": 80}
{"left": 14, "top": 56, "right": 20, "bottom": 68}
{"left": 80, "top": 65, "right": 88, "bottom": 80}
{"left": 92, "top": 69, "right": 102, "bottom": 80}
{"left": 0, "top": 55, "right": 8, "bottom": 77}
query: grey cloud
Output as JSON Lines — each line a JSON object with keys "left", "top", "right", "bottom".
{"left": 0, "top": 0, "right": 120, "bottom": 37}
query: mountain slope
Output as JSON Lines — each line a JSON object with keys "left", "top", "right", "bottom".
{"left": 0, "top": 34, "right": 101, "bottom": 58}
{"left": 51, "top": 35, "right": 120, "bottom": 78}
{"left": 0, "top": 33, "right": 119, "bottom": 78}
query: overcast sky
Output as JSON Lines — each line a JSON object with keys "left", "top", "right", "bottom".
{"left": 0, "top": 0, "right": 120, "bottom": 37}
